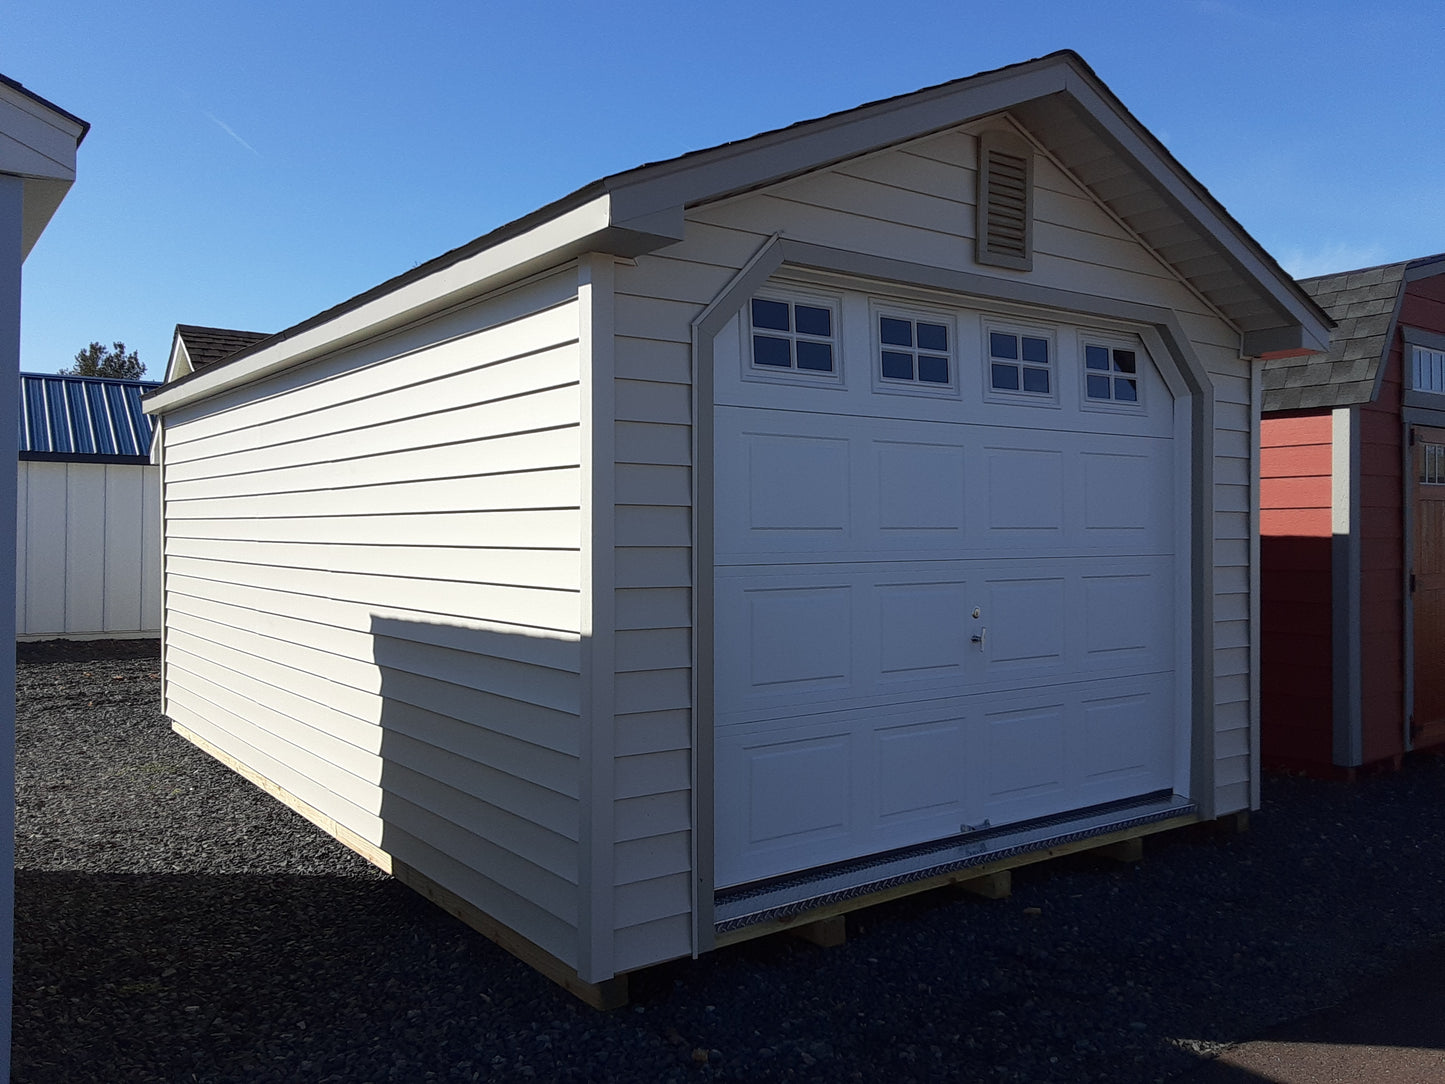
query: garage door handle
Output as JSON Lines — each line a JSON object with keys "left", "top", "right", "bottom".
{"left": 971, "top": 627, "right": 987, "bottom": 648}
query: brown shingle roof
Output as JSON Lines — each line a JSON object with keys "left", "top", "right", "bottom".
{"left": 176, "top": 325, "right": 270, "bottom": 369}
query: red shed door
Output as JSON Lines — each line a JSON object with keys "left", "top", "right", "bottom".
{"left": 1413, "top": 426, "right": 1445, "bottom": 747}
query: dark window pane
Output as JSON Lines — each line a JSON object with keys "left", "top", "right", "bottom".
{"left": 1113, "top": 349, "right": 1136, "bottom": 374}
{"left": 1022, "top": 336, "right": 1049, "bottom": 364}
{"left": 991, "top": 363, "right": 1019, "bottom": 390}
{"left": 753, "top": 335, "right": 792, "bottom": 367}
{"left": 795, "top": 305, "right": 832, "bottom": 337}
{"left": 880, "top": 316, "right": 913, "bottom": 347}
{"left": 881, "top": 350, "right": 914, "bottom": 380}
{"left": 917, "top": 322, "right": 948, "bottom": 351}
{"left": 1086, "top": 345, "right": 1110, "bottom": 370}
{"left": 1115, "top": 378, "right": 1138, "bottom": 402}
{"left": 1086, "top": 374, "right": 1111, "bottom": 399}
{"left": 1022, "top": 366, "right": 1050, "bottom": 393}
{"left": 918, "top": 355, "right": 950, "bottom": 384}
{"left": 752, "top": 298, "right": 790, "bottom": 331}
{"left": 796, "top": 340, "right": 834, "bottom": 372}
{"left": 990, "top": 332, "right": 1018, "bottom": 359}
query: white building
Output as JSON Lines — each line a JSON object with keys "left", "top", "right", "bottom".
{"left": 16, "top": 372, "right": 161, "bottom": 639}
{"left": 144, "top": 52, "right": 1330, "bottom": 1006}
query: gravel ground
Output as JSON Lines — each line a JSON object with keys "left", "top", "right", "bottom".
{"left": 13, "top": 639, "right": 1445, "bottom": 1083}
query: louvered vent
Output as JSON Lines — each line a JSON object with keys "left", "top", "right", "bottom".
{"left": 976, "top": 130, "right": 1034, "bottom": 271}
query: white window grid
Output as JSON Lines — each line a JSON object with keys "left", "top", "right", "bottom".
{"left": 748, "top": 294, "right": 841, "bottom": 379}
{"left": 873, "top": 307, "right": 957, "bottom": 393}
{"left": 1422, "top": 442, "right": 1445, "bottom": 485}
{"left": 1412, "top": 346, "right": 1445, "bottom": 393}
{"left": 984, "top": 324, "right": 1054, "bottom": 400}
{"left": 1082, "top": 340, "right": 1144, "bottom": 408}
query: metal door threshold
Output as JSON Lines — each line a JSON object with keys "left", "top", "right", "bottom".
{"left": 714, "top": 790, "right": 1195, "bottom": 933}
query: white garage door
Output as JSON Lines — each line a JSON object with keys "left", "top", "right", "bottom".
{"left": 714, "top": 287, "right": 1184, "bottom": 889}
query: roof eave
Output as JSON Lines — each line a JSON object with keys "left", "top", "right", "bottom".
{"left": 146, "top": 193, "right": 681, "bottom": 415}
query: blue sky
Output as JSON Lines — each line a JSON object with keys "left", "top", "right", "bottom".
{"left": 8, "top": 1, "right": 1443, "bottom": 379}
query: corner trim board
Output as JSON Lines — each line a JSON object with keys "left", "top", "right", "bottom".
{"left": 578, "top": 254, "right": 618, "bottom": 982}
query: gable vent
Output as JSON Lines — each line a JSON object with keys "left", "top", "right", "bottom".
{"left": 976, "top": 129, "right": 1034, "bottom": 272}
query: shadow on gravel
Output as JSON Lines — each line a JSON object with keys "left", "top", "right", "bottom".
{"left": 12, "top": 868, "right": 565, "bottom": 1083}
{"left": 1173, "top": 939, "right": 1445, "bottom": 1083}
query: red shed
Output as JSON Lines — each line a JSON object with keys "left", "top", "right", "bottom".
{"left": 1261, "top": 254, "right": 1445, "bottom": 775}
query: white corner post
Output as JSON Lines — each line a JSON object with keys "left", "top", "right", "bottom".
{"left": 0, "top": 171, "right": 20, "bottom": 1084}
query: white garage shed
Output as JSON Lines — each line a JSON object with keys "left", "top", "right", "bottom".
{"left": 17, "top": 372, "right": 161, "bottom": 639}
{"left": 144, "top": 52, "right": 1330, "bottom": 1005}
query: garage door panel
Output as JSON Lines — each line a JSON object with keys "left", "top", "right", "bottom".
{"left": 715, "top": 701, "right": 981, "bottom": 887}
{"left": 718, "top": 564, "right": 976, "bottom": 721}
{"left": 984, "top": 447, "right": 1065, "bottom": 531}
{"left": 742, "top": 584, "right": 854, "bottom": 696}
{"left": 746, "top": 432, "right": 851, "bottom": 531}
{"left": 715, "top": 296, "right": 1182, "bottom": 889}
{"left": 1083, "top": 572, "right": 1164, "bottom": 665}
{"left": 875, "top": 439, "right": 968, "bottom": 533}
{"left": 877, "top": 580, "right": 971, "bottom": 682}
{"left": 982, "top": 700, "right": 1069, "bottom": 815}
{"left": 715, "top": 724, "right": 856, "bottom": 887}
{"left": 874, "top": 717, "right": 968, "bottom": 825}
{"left": 1082, "top": 451, "right": 1159, "bottom": 530}
{"left": 981, "top": 577, "right": 1066, "bottom": 671}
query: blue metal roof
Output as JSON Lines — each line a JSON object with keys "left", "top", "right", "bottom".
{"left": 18, "top": 373, "right": 160, "bottom": 459}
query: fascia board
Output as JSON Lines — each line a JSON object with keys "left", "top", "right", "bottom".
{"left": 1056, "top": 71, "right": 1330, "bottom": 352}
{"left": 146, "top": 193, "right": 624, "bottom": 414}
{"left": 606, "top": 62, "right": 1072, "bottom": 222}
{"left": 162, "top": 334, "right": 192, "bottom": 385}
{"left": 0, "top": 85, "right": 84, "bottom": 181}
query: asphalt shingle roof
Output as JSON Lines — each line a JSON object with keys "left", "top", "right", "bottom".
{"left": 1260, "top": 255, "right": 1445, "bottom": 412}
{"left": 176, "top": 325, "right": 270, "bottom": 369}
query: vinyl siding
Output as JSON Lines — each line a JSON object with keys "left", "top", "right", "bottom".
{"left": 607, "top": 118, "right": 1261, "bottom": 969}
{"left": 158, "top": 275, "right": 586, "bottom": 967}
{"left": 16, "top": 460, "right": 161, "bottom": 637}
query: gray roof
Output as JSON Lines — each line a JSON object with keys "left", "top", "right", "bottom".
{"left": 176, "top": 324, "right": 270, "bottom": 369}
{"left": 19, "top": 373, "right": 159, "bottom": 459}
{"left": 1261, "top": 256, "right": 1445, "bottom": 412}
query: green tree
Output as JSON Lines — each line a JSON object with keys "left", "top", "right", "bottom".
{"left": 63, "top": 341, "right": 143, "bottom": 379}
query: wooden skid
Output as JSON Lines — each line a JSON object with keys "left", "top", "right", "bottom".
{"left": 714, "top": 813, "right": 1200, "bottom": 949}
{"left": 787, "top": 915, "right": 847, "bottom": 948}
{"left": 1091, "top": 837, "right": 1144, "bottom": 863}
{"left": 956, "top": 870, "right": 1012, "bottom": 899}
{"left": 170, "top": 720, "right": 628, "bottom": 1011}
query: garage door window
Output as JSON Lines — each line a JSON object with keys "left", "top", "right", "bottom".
{"left": 750, "top": 296, "right": 838, "bottom": 376}
{"left": 1083, "top": 343, "right": 1141, "bottom": 406}
{"left": 988, "top": 328, "right": 1052, "bottom": 397}
{"left": 877, "top": 312, "right": 954, "bottom": 389}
